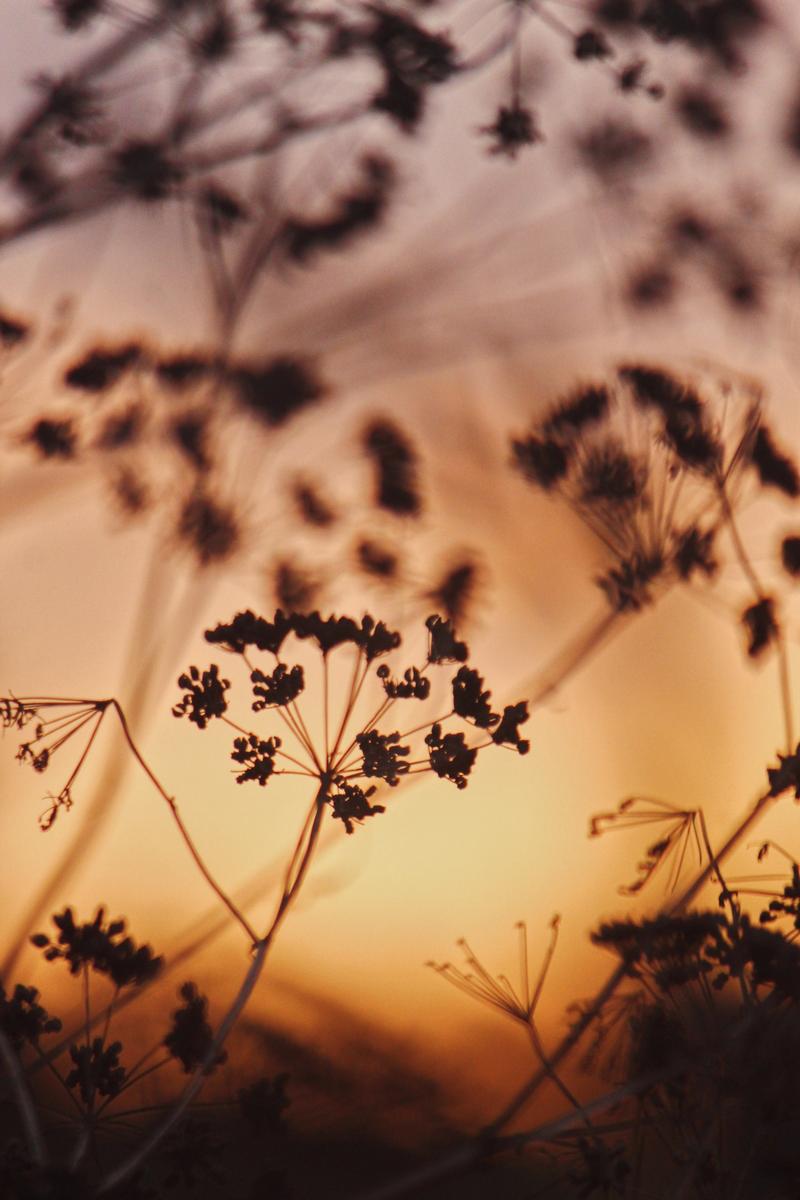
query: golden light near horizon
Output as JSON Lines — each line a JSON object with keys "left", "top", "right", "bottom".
{"left": 5, "top": 2, "right": 800, "bottom": 1195}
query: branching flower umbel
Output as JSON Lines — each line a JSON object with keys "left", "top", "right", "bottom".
{"left": 511, "top": 365, "right": 782, "bottom": 613}
{"left": 590, "top": 796, "right": 704, "bottom": 895}
{"left": 4, "top": 696, "right": 110, "bottom": 829}
{"left": 193, "top": 609, "right": 531, "bottom": 833}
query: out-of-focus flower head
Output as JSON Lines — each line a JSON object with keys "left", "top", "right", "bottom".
{"left": 511, "top": 363, "right": 790, "bottom": 613}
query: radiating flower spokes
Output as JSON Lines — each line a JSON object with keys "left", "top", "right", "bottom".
{"left": 5, "top": 610, "right": 531, "bottom": 951}
{"left": 428, "top": 916, "right": 561, "bottom": 1026}
{"left": 512, "top": 362, "right": 777, "bottom": 614}
{"left": 191, "top": 609, "right": 531, "bottom": 831}
{"left": 590, "top": 795, "right": 705, "bottom": 897}
{"left": 3, "top": 696, "right": 110, "bottom": 830}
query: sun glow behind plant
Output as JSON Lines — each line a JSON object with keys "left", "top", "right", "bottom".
{"left": 6, "top": 2, "right": 800, "bottom": 1194}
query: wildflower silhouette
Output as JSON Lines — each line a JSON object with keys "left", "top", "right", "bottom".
{"left": 197, "top": 607, "right": 530, "bottom": 827}
{"left": 164, "top": 982, "right": 227, "bottom": 1075}
{"left": 1, "top": 0, "right": 793, "bottom": 588}
{"left": 3, "top": 696, "right": 110, "bottom": 831}
{"left": 589, "top": 795, "right": 705, "bottom": 896}
{"left": 363, "top": 420, "right": 422, "bottom": 518}
{"left": 5, "top": 5, "right": 800, "bottom": 1194}
{"left": 361, "top": 368, "right": 800, "bottom": 1199}
{"left": 511, "top": 365, "right": 800, "bottom": 748}
{"left": 0, "top": 906, "right": 231, "bottom": 1179}
{"left": 430, "top": 918, "right": 561, "bottom": 1027}
{"left": 512, "top": 366, "right": 762, "bottom": 613}
{"left": 280, "top": 426, "right": 485, "bottom": 623}
{"left": 1, "top": 608, "right": 529, "bottom": 1194}
{"left": 408, "top": 792, "right": 800, "bottom": 1200}
{"left": 430, "top": 918, "right": 593, "bottom": 1129}
{"left": 0, "top": 0, "right": 695, "bottom": 324}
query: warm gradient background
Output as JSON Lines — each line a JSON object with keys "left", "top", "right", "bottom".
{"left": 4, "top": 0, "right": 800, "bottom": 1156}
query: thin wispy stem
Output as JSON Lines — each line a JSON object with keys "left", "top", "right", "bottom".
{"left": 111, "top": 701, "right": 257, "bottom": 944}
{"left": 97, "top": 780, "right": 331, "bottom": 1195}
{"left": 0, "top": 1029, "right": 48, "bottom": 1170}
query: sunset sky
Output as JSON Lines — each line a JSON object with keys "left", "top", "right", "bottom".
{"left": 4, "top": 0, "right": 800, "bottom": 1153}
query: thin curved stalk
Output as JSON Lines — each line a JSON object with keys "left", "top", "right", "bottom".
{"left": 110, "top": 701, "right": 257, "bottom": 944}
{"left": 1, "top": 547, "right": 173, "bottom": 983}
{"left": 96, "top": 781, "right": 330, "bottom": 1195}
{"left": 356, "top": 778, "right": 782, "bottom": 1200}
{"left": 521, "top": 606, "right": 628, "bottom": 711}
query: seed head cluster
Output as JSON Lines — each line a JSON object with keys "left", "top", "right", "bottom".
{"left": 176, "top": 609, "right": 530, "bottom": 833}
{"left": 512, "top": 365, "right": 796, "bottom": 613}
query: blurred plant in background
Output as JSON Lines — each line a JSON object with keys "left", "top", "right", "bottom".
{"left": 1, "top": 608, "right": 530, "bottom": 1195}
{"left": 5, "top": 1, "right": 800, "bottom": 1197}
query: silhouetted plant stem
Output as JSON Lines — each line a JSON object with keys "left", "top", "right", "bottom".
{"left": 324, "top": 656, "right": 330, "bottom": 763}
{"left": 281, "top": 796, "right": 320, "bottom": 901}
{"left": 483, "top": 785, "right": 779, "bottom": 1133}
{"left": 327, "top": 650, "right": 368, "bottom": 766}
{"left": 351, "top": 1057, "right": 682, "bottom": 1200}
{"left": 692, "top": 810, "right": 753, "bottom": 1008}
{"left": 69, "top": 1123, "right": 92, "bottom": 1174}
{"left": 365, "top": 774, "right": 785, "bottom": 1200}
{"left": 666, "top": 788, "right": 776, "bottom": 916}
{"left": 110, "top": 701, "right": 258, "bottom": 944}
{"left": 0, "top": 1027, "right": 48, "bottom": 1170}
{"left": 523, "top": 607, "right": 630, "bottom": 711}
{"left": 1, "top": 548, "right": 176, "bottom": 983}
{"left": 525, "top": 1022, "right": 593, "bottom": 1131}
{"left": 14, "top": 844, "right": 314, "bottom": 1096}
{"left": 30, "top": 1041, "right": 80, "bottom": 1116}
{"left": 495, "top": 1066, "right": 695, "bottom": 1156}
{"left": 335, "top": 694, "right": 393, "bottom": 769}
{"left": 96, "top": 782, "right": 330, "bottom": 1195}
{"left": 482, "top": 964, "right": 630, "bottom": 1142}
{"left": 718, "top": 482, "right": 794, "bottom": 751}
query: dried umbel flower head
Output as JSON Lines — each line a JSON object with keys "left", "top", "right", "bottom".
{"left": 590, "top": 795, "right": 703, "bottom": 895}
{"left": 7, "top": 696, "right": 110, "bottom": 829}
{"left": 15, "top": 323, "right": 333, "bottom": 575}
{"left": 192, "top": 609, "right": 530, "bottom": 833}
{"left": 429, "top": 917, "right": 561, "bottom": 1026}
{"left": 512, "top": 364, "right": 781, "bottom": 613}
{"left": 164, "top": 982, "right": 227, "bottom": 1074}
{"left": 64, "top": 344, "right": 142, "bottom": 393}
{"left": 356, "top": 538, "right": 400, "bottom": 580}
{"left": 0, "top": 984, "right": 62, "bottom": 1051}
{"left": 24, "top": 416, "right": 77, "bottom": 459}
{"left": 31, "top": 906, "right": 162, "bottom": 989}
{"left": 292, "top": 479, "right": 336, "bottom": 528}
{"left": 271, "top": 559, "right": 319, "bottom": 611}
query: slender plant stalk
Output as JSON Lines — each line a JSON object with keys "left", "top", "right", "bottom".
{"left": 96, "top": 780, "right": 330, "bottom": 1195}
{"left": 0, "top": 548, "right": 173, "bottom": 983}
{"left": 718, "top": 483, "right": 794, "bottom": 752}
{"left": 522, "top": 607, "right": 628, "bottom": 711}
{"left": 0, "top": 1028, "right": 48, "bottom": 1170}
{"left": 356, "top": 774, "right": 784, "bottom": 1200}
{"left": 110, "top": 701, "right": 257, "bottom": 944}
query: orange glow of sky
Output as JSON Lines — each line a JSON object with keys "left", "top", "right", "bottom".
{"left": 5, "top": 1, "right": 800, "bottom": 1138}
